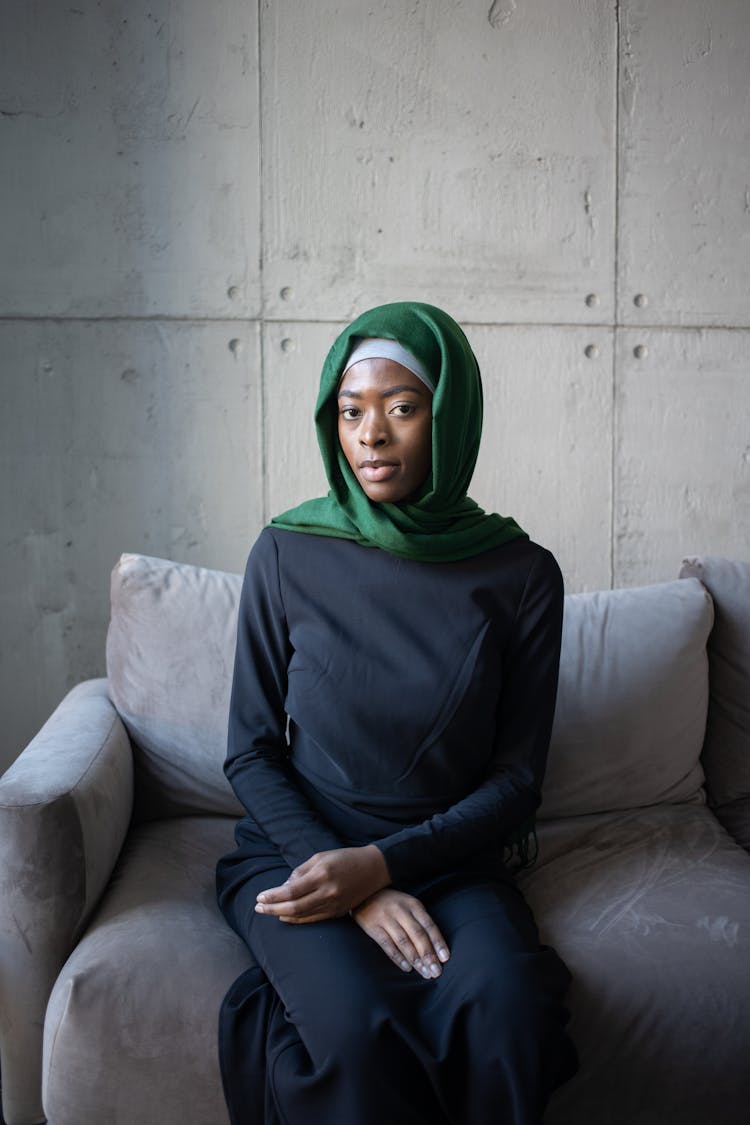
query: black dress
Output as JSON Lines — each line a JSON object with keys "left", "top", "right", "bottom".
{"left": 216, "top": 527, "right": 577, "bottom": 1125}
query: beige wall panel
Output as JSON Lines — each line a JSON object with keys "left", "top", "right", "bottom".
{"left": 262, "top": 0, "right": 615, "bottom": 325}
{"left": 0, "top": 320, "right": 262, "bottom": 771}
{"left": 618, "top": 0, "right": 750, "bottom": 327}
{"left": 614, "top": 328, "right": 750, "bottom": 588}
{"left": 0, "top": 1, "right": 259, "bottom": 317}
{"left": 471, "top": 326, "right": 613, "bottom": 593}
{"left": 263, "top": 321, "right": 343, "bottom": 521}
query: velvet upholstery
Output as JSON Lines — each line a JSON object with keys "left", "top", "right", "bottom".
{"left": 105, "top": 554, "right": 714, "bottom": 824}
{"left": 543, "top": 578, "right": 712, "bottom": 818}
{"left": 42, "top": 818, "right": 250, "bottom": 1125}
{"left": 0, "top": 681, "right": 133, "bottom": 1125}
{"left": 105, "top": 553, "right": 243, "bottom": 821}
{"left": 526, "top": 804, "right": 750, "bottom": 1124}
{"left": 679, "top": 556, "right": 750, "bottom": 850}
{"left": 2, "top": 553, "right": 749, "bottom": 1125}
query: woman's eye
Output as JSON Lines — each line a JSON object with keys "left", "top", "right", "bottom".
{"left": 391, "top": 403, "right": 417, "bottom": 416}
{"left": 340, "top": 407, "right": 360, "bottom": 420}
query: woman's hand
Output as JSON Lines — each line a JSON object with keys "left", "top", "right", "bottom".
{"left": 255, "top": 844, "right": 390, "bottom": 923}
{"left": 352, "top": 889, "right": 451, "bottom": 979}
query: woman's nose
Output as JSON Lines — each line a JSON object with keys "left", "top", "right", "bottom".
{"left": 359, "top": 412, "right": 388, "bottom": 446}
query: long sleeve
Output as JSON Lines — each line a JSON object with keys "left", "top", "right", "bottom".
{"left": 372, "top": 549, "right": 564, "bottom": 885}
{"left": 224, "top": 531, "right": 346, "bottom": 870}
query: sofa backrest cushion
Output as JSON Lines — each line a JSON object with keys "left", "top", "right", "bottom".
{"left": 107, "top": 553, "right": 714, "bottom": 822}
{"left": 540, "top": 577, "right": 713, "bottom": 819}
{"left": 679, "top": 556, "right": 750, "bottom": 845}
{"left": 106, "top": 553, "right": 244, "bottom": 819}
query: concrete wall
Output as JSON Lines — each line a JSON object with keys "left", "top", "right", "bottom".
{"left": 1, "top": 0, "right": 749, "bottom": 771}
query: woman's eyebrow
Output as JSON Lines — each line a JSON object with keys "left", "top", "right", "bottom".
{"left": 338, "top": 384, "right": 427, "bottom": 399}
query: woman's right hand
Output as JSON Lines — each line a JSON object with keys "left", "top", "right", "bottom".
{"left": 351, "top": 889, "right": 450, "bottom": 979}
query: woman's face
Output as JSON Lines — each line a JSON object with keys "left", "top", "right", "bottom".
{"left": 337, "top": 357, "right": 433, "bottom": 504}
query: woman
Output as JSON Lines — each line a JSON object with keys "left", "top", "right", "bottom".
{"left": 216, "top": 301, "right": 577, "bottom": 1125}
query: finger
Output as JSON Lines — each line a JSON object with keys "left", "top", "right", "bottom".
{"left": 256, "top": 889, "right": 340, "bottom": 919}
{"left": 399, "top": 910, "right": 449, "bottom": 978}
{"left": 257, "top": 871, "right": 321, "bottom": 905}
{"left": 384, "top": 921, "right": 434, "bottom": 978}
{"left": 366, "top": 925, "right": 413, "bottom": 973}
{"left": 369, "top": 899, "right": 441, "bottom": 978}
{"left": 256, "top": 897, "right": 313, "bottom": 917}
{"left": 278, "top": 911, "right": 331, "bottom": 925}
{"left": 255, "top": 880, "right": 291, "bottom": 903}
{"left": 410, "top": 908, "right": 451, "bottom": 965}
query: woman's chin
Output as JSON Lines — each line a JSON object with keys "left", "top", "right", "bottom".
{"left": 362, "top": 483, "right": 405, "bottom": 504}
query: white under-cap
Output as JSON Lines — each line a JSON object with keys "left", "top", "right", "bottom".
{"left": 342, "top": 337, "right": 435, "bottom": 394}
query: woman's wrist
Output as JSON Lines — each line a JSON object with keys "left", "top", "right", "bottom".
{"left": 360, "top": 843, "right": 392, "bottom": 894}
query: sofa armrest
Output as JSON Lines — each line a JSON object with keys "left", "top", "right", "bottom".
{"left": 0, "top": 678, "right": 133, "bottom": 1125}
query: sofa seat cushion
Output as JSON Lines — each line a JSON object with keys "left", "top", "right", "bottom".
{"left": 42, "top": 816, "right": 251, "bottom": 1125}
{"left": 523, "top": 804, "right": 750, "bottom": 1125}
{"left": 542, "top": 577, "right": 713, "bottom": 818}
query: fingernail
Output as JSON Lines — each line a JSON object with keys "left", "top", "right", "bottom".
{"left": 254, "top": 904, "right": 265, "bottom": 913}
{"left": 400, "top": 959, "right": 410, "bottom": 971}
{"left": 430, "top": 962, "right": 441, "bottom": 978}
{"left": 437, "top": 947, "right": 449, "bottom": 962}
{"left": 413, "top": 959, "right": 423, "bottom": 971}
{"left": 257, "top": 893, "right": 267, "bottom": 903}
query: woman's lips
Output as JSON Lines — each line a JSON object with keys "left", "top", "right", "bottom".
{"left": 360, "top": 460, "right": 399, "bottom": 482}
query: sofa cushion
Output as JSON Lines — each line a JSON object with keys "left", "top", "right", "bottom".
{"left": 42, "top": 816, "right": 250, "bottom": 1125}
{"left": 541, "top": 578, "right": 713, "bottom": 818}
{"left": 522, "top": 804, "right": 750, "bottom": 1124}
{"left": 680, "top": 556, "right": 750, "bottom": 849}
{"left": 106, "top": 553, "right": 244, "bottom": 819}
{"left": 108, "top": 555, "right": 714, "bottom": 822}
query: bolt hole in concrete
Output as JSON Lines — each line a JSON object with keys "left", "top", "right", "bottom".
{"left": 227, "top": 285, "right": 240, "bottom": 300}
{"left": 633, "top": 293, "right": 648, "bottom": 308}
{"left": 281, "top": 338, "right": 296, "bottom": 353}
{"left": 633, "top": 344, "right": 648, "bottom": 360}
{"left": 584, "top": 344, "right": 599, "bottom": 359}
{"left": 585, "top": 293, "right": 599, "bottom": 308}
{"left": 280, "top": 286, "right": 293, "bottom": 301}
{"left": 228, "top": 338, "right": 242, "bottom": 356}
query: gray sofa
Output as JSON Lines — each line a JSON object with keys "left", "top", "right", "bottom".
{"left": 1, "top": 553, "right": 749, "bottom": 1125}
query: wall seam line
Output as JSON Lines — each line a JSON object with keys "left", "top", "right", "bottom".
{"left": 3, "top": 316, "right": 749, "bottom": 331}
{"left": 611, "top": 0, "right": 622, "bottom": 589}
{"left": 257, "top": 0, "right": 269, "bottom": 525}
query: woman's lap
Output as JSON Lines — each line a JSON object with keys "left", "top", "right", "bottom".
{"left": 220, "top": 866, "right": 576, "bottom": 1124}
{"left": 236, "top": 868, "right": 571, "bottom": 1060}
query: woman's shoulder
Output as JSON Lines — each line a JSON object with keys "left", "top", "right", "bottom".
{"left": 239, "top": 526, "right": 287, "bottom": 586}
{"left": 472, "top": 534, "right": 561, "bottom": 582}
{"left": 461, "top": 538, "right": 564, "bottom": 619}
{"left": 247, "top": 523, "right": 315, "bottom": 553}
{"left": 244, "top": 524, "right": 278, "bottom": 565}
{"left": 522, "top": 541, "right": 564, "bottom": 603}
{"left": 519, "top": 539, "right": 563, "bottom": 586}
{"left": 245, "top": 525, "right": 357, "bottom": 575}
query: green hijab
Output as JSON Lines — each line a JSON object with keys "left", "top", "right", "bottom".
{"left": 270, "top": 301, "right": 527, "bottom": 562}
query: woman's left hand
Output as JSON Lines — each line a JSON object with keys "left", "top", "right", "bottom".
{"left": 255, "top": 844, "right": 391, "bottom": 923}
